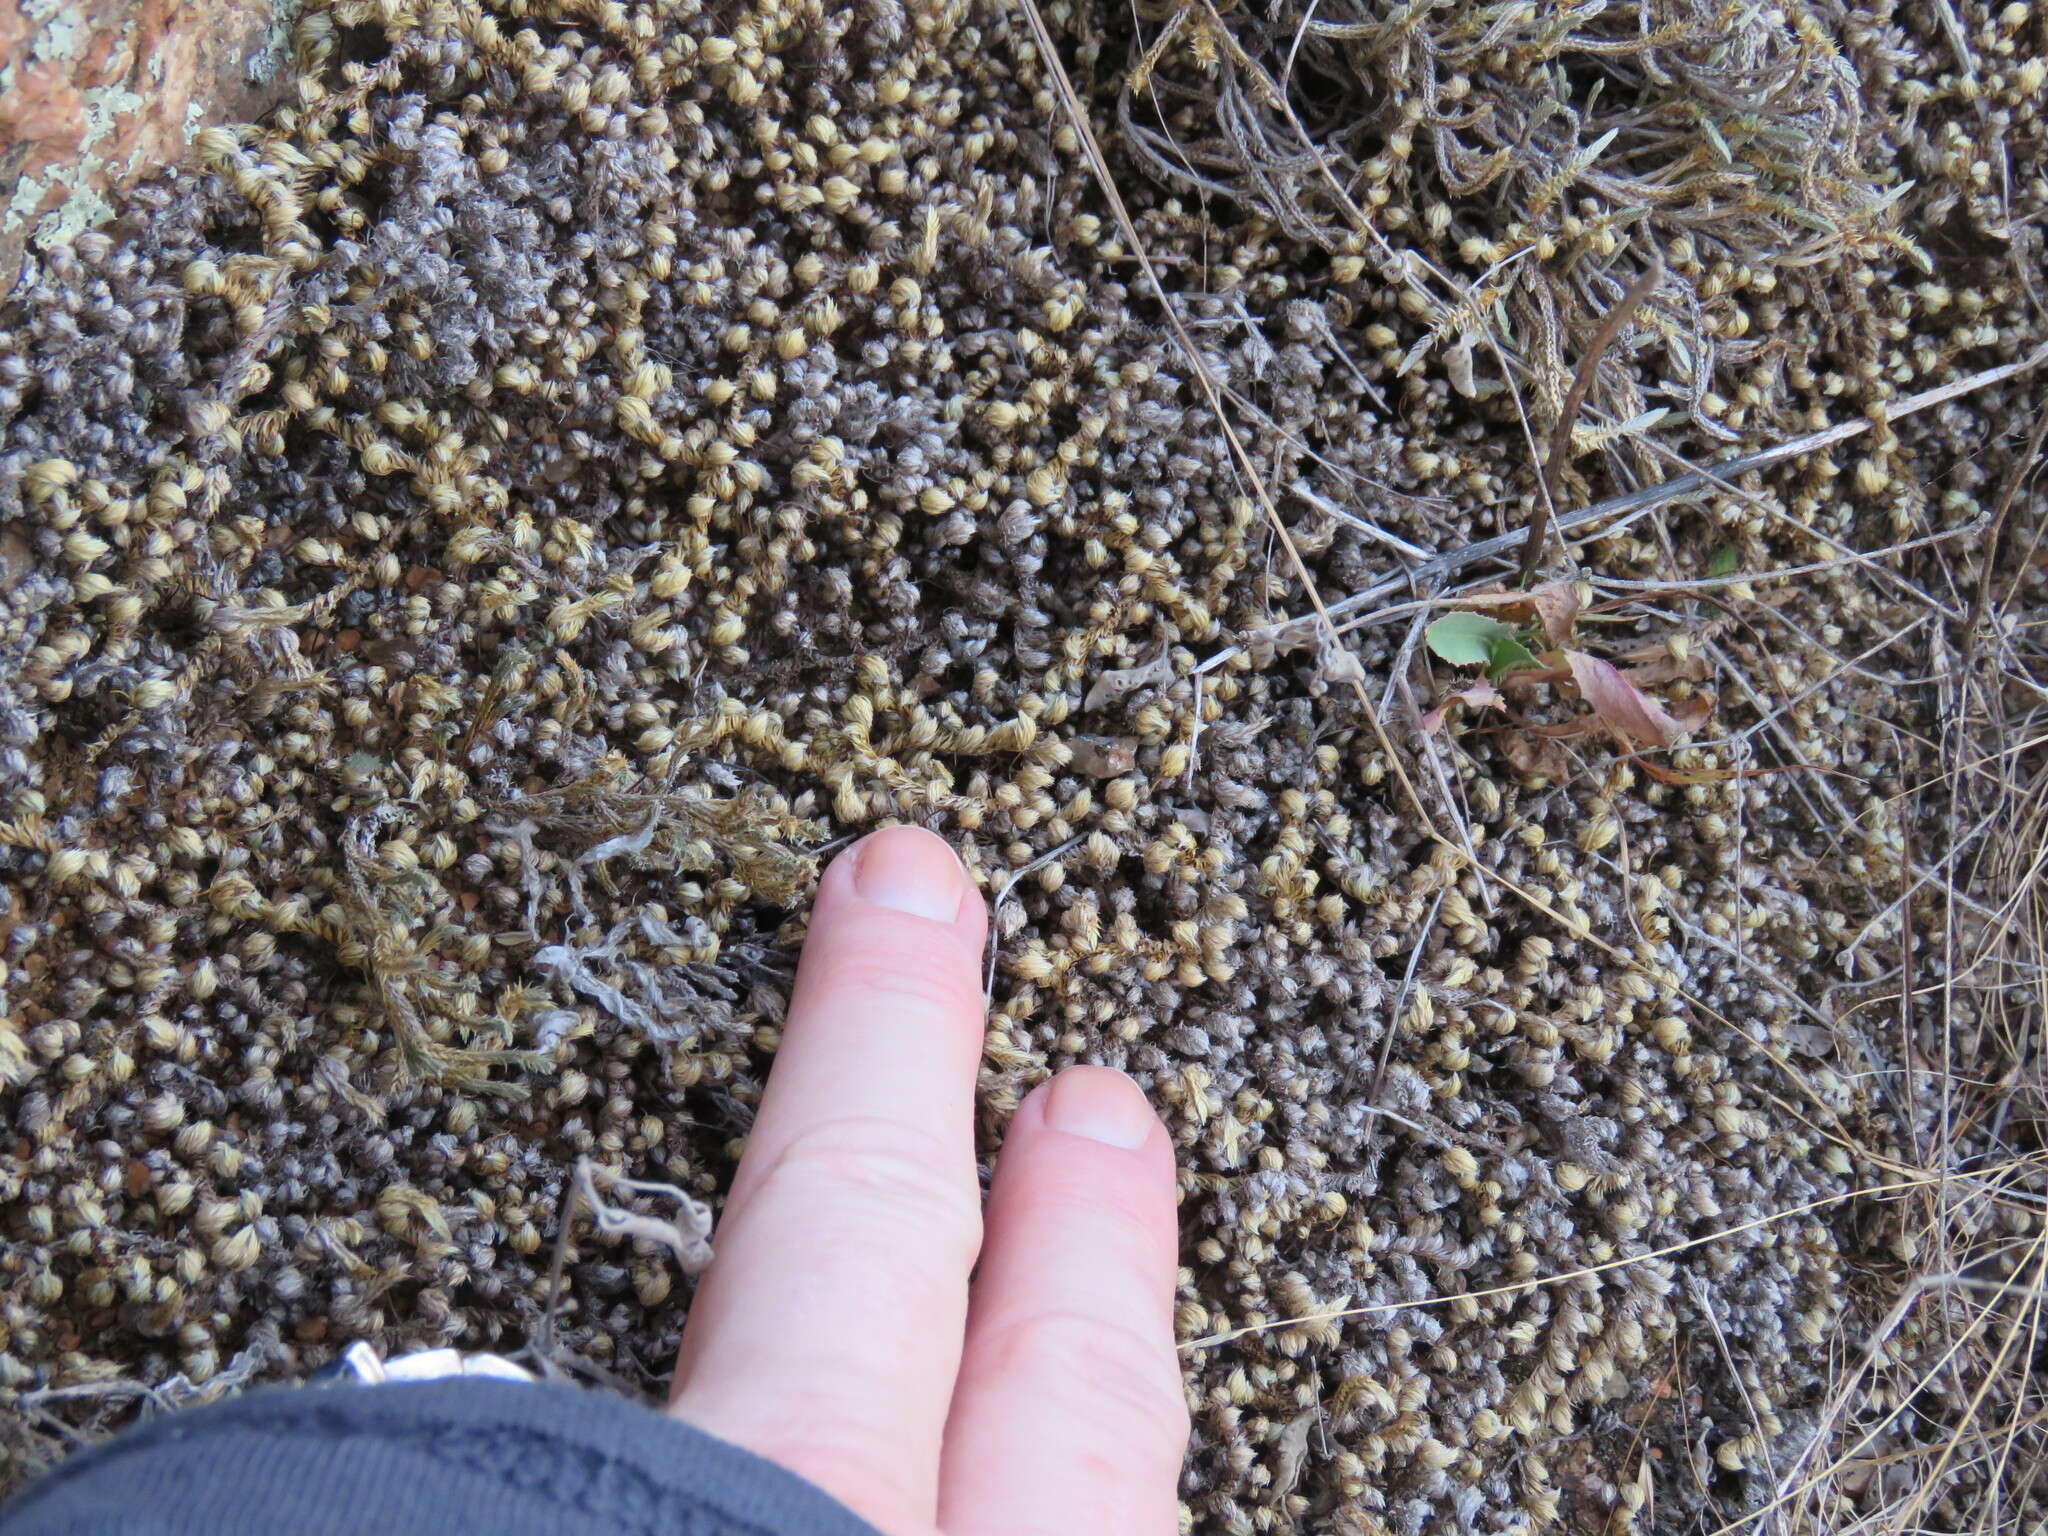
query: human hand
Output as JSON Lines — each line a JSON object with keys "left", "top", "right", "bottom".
{"left": 667, "top": 826, "right": 1188, "bottom": 1535}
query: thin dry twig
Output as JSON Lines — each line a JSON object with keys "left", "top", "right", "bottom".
{"left": 1964, "top": 408, "right": 2048, "bottom": 654}
{"left": 986, "top": 835, "right": 1085, "bottom": 1006}
{"left": 1203, "top": 348, "right": 2038, "bottom": 674}
{"left": 1525, "top": 252, "right": 1666, "bottom": 583}
{"left": 1183, "top": 1170, "right": 1955, "bottom": 1351}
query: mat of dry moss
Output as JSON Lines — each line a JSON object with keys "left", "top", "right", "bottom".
{"left": 4, "top": 1, "right": 2046, "bottom": 1530}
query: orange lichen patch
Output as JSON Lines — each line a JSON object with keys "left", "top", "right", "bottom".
{"left": 0, "top": 0, "right": 294, "bottom": 273}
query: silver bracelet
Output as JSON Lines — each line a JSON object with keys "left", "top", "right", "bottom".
{"left": 312, "top": 1340, "right": 538, "bottom": 1387}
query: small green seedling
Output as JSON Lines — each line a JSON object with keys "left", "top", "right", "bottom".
{"left": 1425, "top": 613, "right": 1542, "bottom": 680}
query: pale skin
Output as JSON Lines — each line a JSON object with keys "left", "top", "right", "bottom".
{"left": 666, "top": 824, "right": 1189, "bottom": 1535}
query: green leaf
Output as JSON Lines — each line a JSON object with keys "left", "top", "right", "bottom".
{"left": 1484, "top": 632, "right": 1541, "bottom": 679}
{"left": 1706, "top": 545, "right": 1739, "bottom": 578}
{"left": 1426, "top": 613, "right": 1520, "bottom": 667}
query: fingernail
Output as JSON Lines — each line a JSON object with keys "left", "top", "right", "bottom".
{"left": 849, "top": 825, "right": 966, "bottom": 923}
{"left": 1043, "top": 1066, "right": 1155, "bottom": 1150}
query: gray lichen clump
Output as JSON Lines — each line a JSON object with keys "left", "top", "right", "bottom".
{"left": 2, "top": 0, "right": 2045, "bottom": 1531}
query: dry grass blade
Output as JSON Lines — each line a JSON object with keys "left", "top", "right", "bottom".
{"left": 1210, "top": 352, "right": 2035, "bottom": 672}
{"left": 1964, "top": 408, "right": 2048, "bottom": 652}
{"left": 1010, "top": 0, "right": 1455, "bottom": 862}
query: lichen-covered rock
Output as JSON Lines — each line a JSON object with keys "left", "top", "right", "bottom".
{"left": 0, "top": 0, "right": 298, "bottom": 277}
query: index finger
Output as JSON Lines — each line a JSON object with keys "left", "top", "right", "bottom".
{"left": 669, "top": 825, "right": 990, "bottom": 1534}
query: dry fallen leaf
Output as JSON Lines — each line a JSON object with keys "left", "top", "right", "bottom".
{"left": 1500, "top": 725, "right": 1573, "bottom": 780}
{"left": 1317, "top": 634, "right": 1368, "bottom": 686}
{"left": 1560, "top": 650, "right": 1707, "bottom": 748}
{"left": 1271, "top": 1406, "right": 1320, "bottom": 1499}
{"left": 1611, "top": 638, "right": 1711, "bottom": 687}
{"left": 1065, "top": 735, "right": 1138, "bottom": 776}
{"left": 1421, "top": 680, "right": 1506, "bottom": 735}
{"left": 1444, "top": 335, "right": 1478, "bottom": 398}
{"left": 1084, "top": 650, "right": 1174, "bottom": 711}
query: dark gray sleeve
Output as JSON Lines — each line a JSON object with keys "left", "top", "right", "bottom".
{"left": 0, "top": 1378, "right": 882, "bottom": 1536}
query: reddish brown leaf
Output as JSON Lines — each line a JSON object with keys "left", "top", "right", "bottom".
{"left": 1560, "top": 650, "right": 1703, "bottom": 748}
{"left": 1660, "top": 693, "right": 1714, "bottom": 735}
{"left": 1625, "top": 753, "right": 1847, "bottom": 787}
{"left": 1446, "top": 582, "right": 1582, "bottom": 647}
{"left": 1609, "top": 639, "right": 1711, "bottom": 686}
{"left": 1499, "top": 727, "right": 1573, "bottom": 780}
{"left": 1420, "top": 680, "right": 1505, "bottom": 735}
{"left": 1628, "top": 757, "right": 1737, "bottom": 787}
{"left": 1624, "top": 655, "right": 1711, "bottom": 688}
{"left": 1497, "top": 660, "right": 1571, "bottom": 694}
